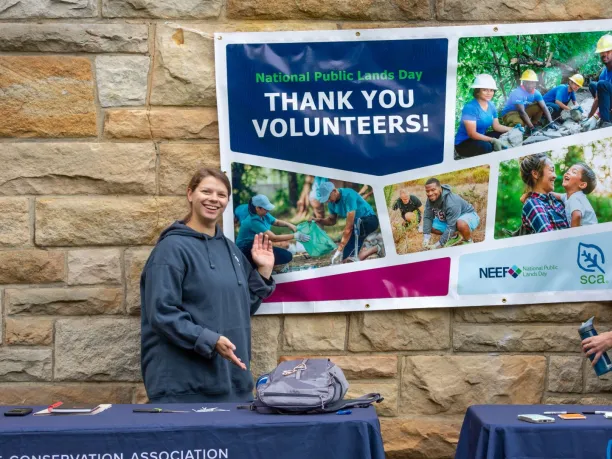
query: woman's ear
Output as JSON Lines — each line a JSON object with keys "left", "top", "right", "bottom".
{"left": 187, "top": 188, "right": 193, "bottom": 203}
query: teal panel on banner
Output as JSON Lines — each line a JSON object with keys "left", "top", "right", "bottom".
{"left": 458, "top": 233, "right": 611, "bottom": 295}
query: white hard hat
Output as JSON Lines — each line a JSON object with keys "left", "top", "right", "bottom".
{"left": 471, "top": 74, "right": 498, "bottom": 90}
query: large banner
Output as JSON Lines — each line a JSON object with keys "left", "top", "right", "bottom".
{"left": 215, "top": 20, "right": 612, "bottom": 314}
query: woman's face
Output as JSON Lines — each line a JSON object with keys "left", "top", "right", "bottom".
{"left": 478, "top": 88, "right": 495, "bottom": 101}
{"left": 187, "top": 176, "right": 229, "bottom": 223}
{"left": 255, "top": 206, "right": 268, "bottom": 217}
{"left": 534, "top": 160, "right": 556, "bottom": 193}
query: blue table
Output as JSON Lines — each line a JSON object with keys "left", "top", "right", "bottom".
{"left": 0, "top": 403, "right": 385, "bottom": 459}
{"left": 456, "top": 404, "right": 612, "bottom": 459}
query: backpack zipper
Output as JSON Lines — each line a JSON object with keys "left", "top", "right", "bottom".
{"left": 263, "top": 392, "right": 320, "bottom": 397}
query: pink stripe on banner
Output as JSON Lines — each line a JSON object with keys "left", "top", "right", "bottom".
{"left": 265, "top": 258, "right": 451, "bottom": 303}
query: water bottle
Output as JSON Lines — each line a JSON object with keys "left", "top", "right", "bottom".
{"left": 579, "top": 316, "right": 612, "bottom": 377}
{"left": 256, "top": 374, "right": 269, "bottom": 389}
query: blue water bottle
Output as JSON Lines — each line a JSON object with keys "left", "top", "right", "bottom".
{"left": 256, "top": 375, "right": 269, "bottom": 389}
{"left": 579, "top": 316, "right": 612, "bottom": 377}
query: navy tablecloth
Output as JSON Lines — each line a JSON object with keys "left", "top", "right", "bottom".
{"left": 0, "top": 403, "right": 385, "bottom": 459}
{"left": 455, "top": 405, "right": 612, "bottom": 459}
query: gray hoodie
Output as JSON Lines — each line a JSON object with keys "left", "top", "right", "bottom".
{"left": 423, "top": 184, "right": 475, "bottom": 245}
{"left": 140, "top": 221, "right": 275, "bottom": 403}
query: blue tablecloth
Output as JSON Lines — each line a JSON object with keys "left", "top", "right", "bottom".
{"left": 456, "top": 404, "right": 612, "bottom": 459}
{"left": 0, "top": 403, "right": 385, "bottom": 459}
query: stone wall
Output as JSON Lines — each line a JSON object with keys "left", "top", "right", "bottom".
{"left": 1, "top": 2, "right": 611, "bottom": 457}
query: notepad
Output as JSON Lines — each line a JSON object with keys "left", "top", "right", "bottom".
{"left": 52, "top": 405, "right": 100, "bottom": 414}
{"left": 558, "top": 413, "right": 586, "bottom": 420}
{"left": 34, "top": 404, "right": 112, "bottom": 416}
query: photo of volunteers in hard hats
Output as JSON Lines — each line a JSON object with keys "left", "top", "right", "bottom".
{"left": 231, "top": 163, "right": 384, "bottom": 274}
{"left": 384, "top": 166, "right": 490, "bottom": 254}
{"left": 455, "top": 31, "right": 612, "bottom": 159}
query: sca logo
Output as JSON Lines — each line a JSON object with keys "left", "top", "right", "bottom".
{"left": 479, "top": 265, "right": 521, "bottom": 279}
{"left": 577, "top": 242, "right": 608, "bottom": 285}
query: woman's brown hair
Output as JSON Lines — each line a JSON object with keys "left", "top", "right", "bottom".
{"left": 183, "top": 168, "right": 232, "bottom": 223}
{"left": 520, "top": 153, "right": 551, "bottom": 190}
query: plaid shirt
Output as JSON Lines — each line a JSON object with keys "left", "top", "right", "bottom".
{"left": 522, "top": 192, "right": 569, "bottom": 234}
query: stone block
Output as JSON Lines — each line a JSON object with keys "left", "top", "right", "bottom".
{"left": 55, "top": 318, "right": 140, "bottom": 381}
{"left": 380, "top": 417, "right": 462, "bottom": 459}
{"left": 5, "top": 317, "right": 53, "bottom": 345}
{"left": 0, "top": 143, "right": 156, "bottom": 195}
{"left": 227, "top": 0, "right": 431, "bottom": 20}
{"left": 7, "top": 287, "right": 123, "bottom": 315}
{"left": 585, "top": 359, "right": 612, "bottom": 392}
{"left": 0, "top": 383, "right": 134, "bottom": 405}
{"left": 0, "top": 0, "right": 97, "bottom": 19}
{"left": 0, "top": 250, "right": 65, "bottom": 284}
{"left": 104, "top": 108, "right": 218, "bottom": 140}
{"left": 547, "top": 356, "right": 583, "bottom": 393}
{"left": 35, "top": 197, "right": 185, "bottom": 246}
{"left": 0, "top": 23, "right": 148, "bottom": 53}
{"left": 453, "top": 325, "right": 580, "bottom": 352}
{"left": 436, "top": 0, "right": 612, "bottom": 21}
{"left": 0, "top": 56, "right": 96, "bottom": 137}
{"left": 544, "top": 395, "right": 612, "bottom": 405}
{"left": 95, "top": 56, "right": 150, "bottom": 107}
{"left": 251, "top": 315, "right": 281, "bottom": 378}
{"left": 0, "top": 349, "right": 52, "bottom": 382}
{"left": 348, "top": 310, "right": 450, "bottom": 352}
{"left": 159, "top": 144, "right": 220, "bottom": 195}
{"left": 455, "top": 302, "right": 612, "bottom": 323}
{"left": 134, "top": 384, "right": 149, "bottom": 404}
{"left": 150, "top": 22, "right": 334, "bottom": 106}
{"left": 125, "top": 248, "right": 153, "bottom": 315}
{"left": 278, "top": 355, "right": 397, "bottom": 379}
{"left": 0, "top": 197, "right": 29, "bottom": 247}
{"left": 400, "top": 355, "right": 546, "bottom": 415}
{"left": 68, "top": 249, "right": 122, "bottom": 285}
{"left": 283, "top": 314, "right": 346, "bottom": 351}
{"left": 102, "top": 0, "right": 221, "bottom": 18}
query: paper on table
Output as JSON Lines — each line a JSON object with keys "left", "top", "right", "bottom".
{"left": 34, "top": 404, "right": 112, "bottom": 416}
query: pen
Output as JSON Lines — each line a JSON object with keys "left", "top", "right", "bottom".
{"left": 582, "top": 411, "right": 612, "bottom": 415}
{"left": 47, "top": 401, "right": 63, "bottom": 412}
{"left": 543, "top": 411, "right": 566, "bottom": 414}
{"left": 133, "top": 408, "right": 190, "bottom": 413}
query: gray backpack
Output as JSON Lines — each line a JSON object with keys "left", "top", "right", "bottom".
{"left": 245, "top": 358, "right": 383, "bottom": 414}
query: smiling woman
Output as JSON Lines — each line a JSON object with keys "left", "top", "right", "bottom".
{"left": 520, "top": 153, "right": 569, "bottom": 234}
{"left": 139, "top": 168, "right": 276, "bottom": 404}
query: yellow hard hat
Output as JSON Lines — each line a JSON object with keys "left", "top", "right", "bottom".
{"left": 520, "top": 69, "right": 538, "bottom": 82}
{"left": 569, "top": 74, "right": 584, "bottom": 87}
{"left": 595, "top": 34, "right": 612, "bottom": 53}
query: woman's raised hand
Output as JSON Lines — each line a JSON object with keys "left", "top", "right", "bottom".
{"left": 251, "top": 233, "right": 274, "bottom": 277}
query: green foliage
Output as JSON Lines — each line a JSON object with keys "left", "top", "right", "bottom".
{"left": 494, "top": 159, "right": 525, "bottom": 238}
{"left": 384, "top": 185, "right": 394, "bottom": 208}
{"left": 231, "top": 163, "right": 266, "bottom": 206}
{"left": 456, "top": 31, "right": 611, "bottom": 130}
{"left": 409, "top": 165, "right": 490, "bottom": 186}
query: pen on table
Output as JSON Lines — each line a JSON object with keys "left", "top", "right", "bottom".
{"left": 133, "top": 408, "right": 190, "bottom": 413}
{"left": 543, "top": 411, "right": 567, "bottom": 414}
{"left": 47, "top": 401, "right": 63, "bottom": 412}
{"left": 582, "top": 411, "right": 612, "bottom": 415}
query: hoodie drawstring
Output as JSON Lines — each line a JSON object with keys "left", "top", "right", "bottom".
{"left": 202, "top": 237, "right": 215, "bottom": 269}
{"left": 223, "top": 237, "right": 243, "bottom": 286}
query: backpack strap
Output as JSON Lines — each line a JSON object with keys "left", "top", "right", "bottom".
{"left": 323, "top": 393, "right": 383, "bottom": 412}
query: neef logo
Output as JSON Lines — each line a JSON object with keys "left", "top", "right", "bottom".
{"left": 479, "top": 267, "right": 510, "bottom": 278}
